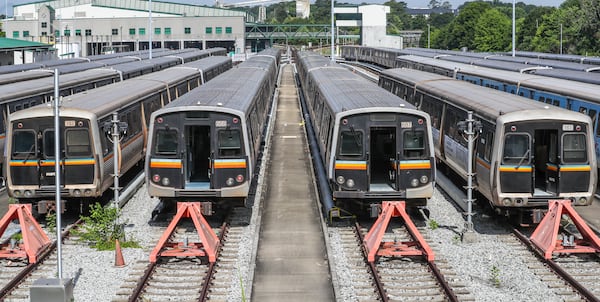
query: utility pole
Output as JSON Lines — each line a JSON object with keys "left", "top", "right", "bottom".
{"left": 457, "top": 111, "right": 482, "bottom": 243}
{"left": 149, "top": 0, "right": 152, "bottom": 59}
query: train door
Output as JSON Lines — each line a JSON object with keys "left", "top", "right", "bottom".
{"left": 39, "top": 124, "right": 64, "bottom": 187}
{"left": 369, "top": 127, "right": 396, "bottom": 191}
{"left": 185, "top": 125, "right": 211, "bottom": 189}
{"left": 535, "top": 130, "right": 558, "bottom": 195}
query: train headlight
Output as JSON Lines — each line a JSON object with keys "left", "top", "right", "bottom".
{"left": 161, "top": 177, "right": 170, "bottom": 186}
{"left": 236, "top": 175, "right": 244, "bottom": 183}
{"left": 346, "top": 179, "right": 355, "bottom": 188}
{"left": 411, "top": 178, "right": 419, "bottom": 187}
{"left": 14, "top": 190, "right": 21, "bottom": 197}
{"left": 24, "top": 190, "right": 32, "bottom": 197}
{"left": 502, "top": 198, "right": 512, "bottom": 206}
{"left": 578, "top": 197, "right": 588, "bottom": 205}
{"left": 84, "top": 189, "right": 93, "bottom": 196}
{"left": 336, "top": 176, "right": 345, "bottom": 184}
{"left": 73, "top": 189, "right": 81, "bottom": 197}
{"left": 226, "top": 178, "right": 235, "bottom": 186}
{"left": 153, "top": 174, "right": 160, "bottom": 183}
{"left": 420, "top": 175, "right": 429, "bottom": 184}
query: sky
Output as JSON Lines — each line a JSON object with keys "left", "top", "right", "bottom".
{"left": 1, "top": 0, "right": 564, "bottom": 16}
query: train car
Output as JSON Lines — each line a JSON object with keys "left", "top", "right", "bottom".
{"left": 392, "top": 55, "right": 600, "bottom": 162}
{"left": 340, "top": 45, "right": 403, "bottom": 68}
{"left": 296, "top": 51, "right": 435, "bottom": 215}
{"left": 145, "top": 48, "right": 280, "bottom": 209}
{"left": 4, "top": 56, "right": 233, "bottom": 213}
{"left": 379, "top": 68, "right": 596, "bottom": 223}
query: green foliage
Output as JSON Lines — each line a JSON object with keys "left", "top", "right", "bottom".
{"left": 46, "top": 211, "right": 57, "bottom": 234}
{"left": 73, "top": 203, "right": 140, "bottom": 251}
{"left": 428, "top": 219, "right": 439, "bottom": 230}
{"left": 490, "top": 265, "right": 501, "bottom": 287}
{"left": 473, "top": 8, "right": 511, "bottom": 52}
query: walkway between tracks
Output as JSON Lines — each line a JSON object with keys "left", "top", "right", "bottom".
{"left": 251, "top": 63, "right": 334, "bottom": 301}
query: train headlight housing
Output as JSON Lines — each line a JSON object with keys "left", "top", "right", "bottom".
{"left": 84, "top": 189, "right": 93, "bottom": 196}
{"left": 73, "top": 189, "right": 81, "bottom": 197}
{"left": 346, "top": 179, "right": 355, "bottom": 188}
{"left": 14, "top": 190, "right": 21, "bottom": 197}
{"left": 410, "top": 178, "right": 419, "bottom": 187}
{"left": 226, "top": 178, "right": 235, "bottom": 186}
{"left": 420, "top": 175, "right": 429, "bottom": 184}
{"left": 236, "top": 175, "right": 244, "bottom": 183}
{"left": 336, "top": 176, "right": 345, "bottom": 184}
{"left": 502, "top": 198, "right": 512, "bottom": 206}
{"left": 578, "top": 197, "right": 587, "bottom": 205}
{"left": 24, "top": 190, "right": 32, "bottom": 197}
{"left": 161, "top": 177, "right": 170, "bottom": 186}
{"left": 152, "top": 174, "right": 160, "bottom": 183}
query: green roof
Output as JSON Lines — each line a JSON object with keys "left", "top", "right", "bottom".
{"left": 0, "top": 37, "right": 53, "bottom": 49}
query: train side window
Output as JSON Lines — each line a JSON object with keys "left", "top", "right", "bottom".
{"left": 218, "top": 130, "right": 242, "bottom": 157}
{"left": 562, "top": 133, "right": 587, "bottom": 163}
{"left": 155, "top": 128, "right": 178, "bottom": 155}
{"left": 403, "top": 130, "right": 425, "bottom": 159}
{"left": 65, "top": 129, "right": 92, "bottom": 157}
{"left": 339, "top": 131, "right": 363, "bottom": 157}
{"left": 12, "top": 130, "right": 36, "bottom": 158}
{"left": 502, "top": 133, "right": 530, "bottom": 164}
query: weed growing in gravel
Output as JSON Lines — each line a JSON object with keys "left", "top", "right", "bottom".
{"left": 428, "top": 219, "right": 439, "bottom": 230}
{"left": 73, "top": 202, "right": 140, "bottom": 250}
{"left": 490, "top": 265, "right": 501, "bottom": 287}
{"left": 45, "top": 211, "right": 57, "bottom": 233}
{"left": 452, "top": 235, "right": 461, "bottom": 244}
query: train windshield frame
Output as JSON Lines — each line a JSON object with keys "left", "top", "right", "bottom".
{"left": 502, "top": 133, "right": 531, "bottom": 165}
{"left": 65, "top": 129, "right": 92, "bottom": 157}
{"left": 339, "top": 130, "right": 364, "bottom": 158}
{"left": 562, "top": 133, "right": 587, "bottom": 163}
{"left": 155, "top": 128, "right": 179, "bottom": 156}
{"left": 218, "top": 129, "right": 242, "bottom": 157}
{"left": 403, "top": 130, "right": 426, "bottom": 159}
{"left": 12, "top": 130, "right": 37, "bottom": 159}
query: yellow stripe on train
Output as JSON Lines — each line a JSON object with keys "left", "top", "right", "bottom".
{"left": 499, "top": 165, "right": 533, "bottom": 172}
{"left": 214, "top": 160, "right": 247, "bottom": 169}
{"left": 335, "top": 161, "right": 367, "bottom": 170}
{"left": 559, "top": 165, "right": 591, "bottom": 172}
{"left": 150, "top": 159, "right": 182, "bottom": 169}
{"left": 398, "top": 161, "right": 431, "bottom": 170}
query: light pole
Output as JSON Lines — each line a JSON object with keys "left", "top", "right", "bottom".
{"left": 148, "top": 0, "right": 152, "bottom": 59}
{"left": 427, "top": 24, "right": 430, "bottom": 48}
{"left": 330, "top": 0, "right": 334, "bottom": 61}
{"left": 560, "top": 23, "right": 563, "bottom": 54}
{"left": 511, "top": 0, "right": 515, "bottom": 57}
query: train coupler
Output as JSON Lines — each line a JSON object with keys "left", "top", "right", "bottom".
{"left": 37, "top": 199, "right": 67, "bottom": 214}
{"left": 0, "top": 204, "right": 51, "bottom": 263}
{"left": 530, "top": 199, "right": 600, "bottom": 260}
{"left": 149, "top": 202, "right": 220, "bottom": 263}
{"left": 362, "top": 201, "right": 434, "bottom": 263}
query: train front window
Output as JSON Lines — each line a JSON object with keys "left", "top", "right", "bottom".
{"left": 502, "top": 133, "right": 530, "bottom": 165}
{"left": 66, "top": 129, "right": 91, "bottom": 157}
{"left": 12, "top": 130, "right": 36, "bottom": 159}
{"left": 562, "top": 133, "right": 587, "bottom": 163}
{"left": 339, "top": 131, "right": 363, "bottom": 157}
{"left": 155, "top": 129, "right": 178, "bottom": 155}
{"left": 218, "top": 130, "right": 241, "bottom": 157}
{"left": 43, "top": 130, "right": 56, "bottom": 157}
{"left": 403, "top": 130, "right": 425, "bottom": 159}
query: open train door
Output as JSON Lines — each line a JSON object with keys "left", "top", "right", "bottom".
{"left": 185, "top": 125, "right": 211, "bottom": 190}
{"left": 535, "top": 130, "right": 559, "bottom": 195}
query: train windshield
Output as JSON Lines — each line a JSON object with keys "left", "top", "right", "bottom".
{"left": 65, "top": 129, "right": 92, "bottom": 157}
{"left": 562, "top": 133, "right": 587, "bottom": 163}
{"left": 339, "top": 131, "right": 363, "bottom": 157}
{"left": 12, "top": 130, "right": 36, "bottom": 159}
{"left": 503, "top": 133, "right": 530, "bottom": 164}
{"left": 403, "top": 130, "right": 425, "bottom": 159}
{"left": 218, "top": 130, "right": 241, "bottom": 157}
{"left": 155, "top": 129, "right": 178, "bottom": 155}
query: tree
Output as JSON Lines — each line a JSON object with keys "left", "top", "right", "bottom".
{"left": 473, "top": 8, "right": 511, "bottom": 51}
{"left": 429, "top": 0, "right": 441, "bottom": 8}
{"left": 518, "top": 6, "right": 556, "bottom": 51}
{"left": 445, "top": 1, "right": 492, "bottom": 50}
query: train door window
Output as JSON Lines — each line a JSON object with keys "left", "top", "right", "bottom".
{"left": 502, "top": 133, "right": 530, "bottom": 165}
{"left": 562, "top": 133, "right": 587, "bottom": 163}
{"left": 483, "top": 130, "right": 494, "bottom": 162}
{"left": 155, "top": 128, "right": 178, "bottom": 155}
{"left": 12, "top": 130, "right": 36, "bottom": 158}
{"left": 339, "top": 131, "right": 363, "bottom": 158}
{"left": 43, "top": 129, "right": 63, "bottom": 158}
{"left": 403, "top": 130, "right": 425, "bottom": 159}
{"left": 218, "top": 130, "right": 242, "bottom": 157}
{"left": 548, "top": 132, "right": 558, "bottom": 164}
{"left": 65, "top": 129, "right": 91, "bottom": 157}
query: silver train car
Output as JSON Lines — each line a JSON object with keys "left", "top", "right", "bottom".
{"left": 5, "top": 56, "right": 232, "bottom": 213}
{"left": 379, "top": 68, "right": 597, "bottom": 222}
{"left": 146, "top": 48, "right": 281, "bottom": 208}
{"left": 295, "top": 51, "right": 435, "bottom": 213}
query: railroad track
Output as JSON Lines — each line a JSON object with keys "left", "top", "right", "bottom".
{"left": 329, "top": 221, "right": 473, "bottom": 301}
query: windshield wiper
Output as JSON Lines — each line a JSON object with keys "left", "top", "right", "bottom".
{"left": 515, "top": 149, "right": 531, "bottom": 170}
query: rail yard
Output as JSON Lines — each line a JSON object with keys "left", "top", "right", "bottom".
{"left": 1, "top": 46, "right": 600, "bottom": 302}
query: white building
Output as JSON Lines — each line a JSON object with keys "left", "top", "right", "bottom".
{"left": 3, "top": 0, "right": 249, "bottom": 57}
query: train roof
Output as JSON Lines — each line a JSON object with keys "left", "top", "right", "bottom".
{"left": 177, "top": 55, "right": 231, "bottom": 71}
{"left": 512, "top": 51, "right": 600, "bottom": 65}
{"left": 0, "top": 68, "right": 120, "bottom": 104}
{"left": 0, "top": 69, "right": 52, "bottom": 85}
{"left": 396, "top": 55, "right": 600, "bottom": 104}
{"left": 380, "top": 68, "right": 584, "bottom": 123}
{"left": 529, "top": 68, "right": 600, "bottom": 85}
